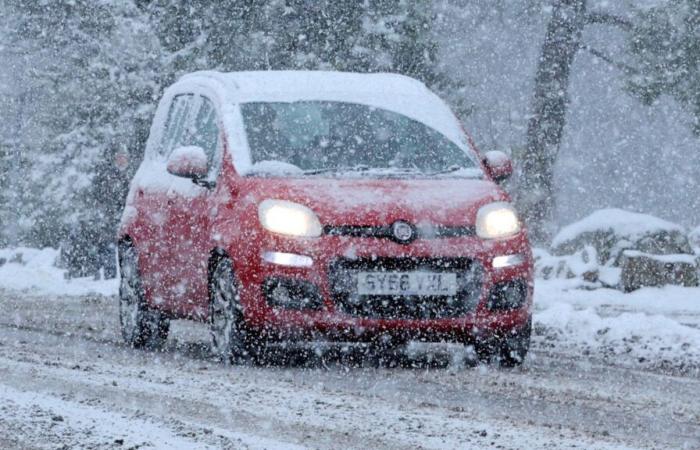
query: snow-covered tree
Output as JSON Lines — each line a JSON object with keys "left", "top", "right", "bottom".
{"left": 142, "top": 0, "right": 463, "bottom": 112}
{"left": 517, "top": 0, "right": 637, "bottom": 242}
{"left": 517, "top": 0, "right": 588, "bottom": 243}
{"left": 0, "top": 141, "right": 12, "bottom": 247}
{"left": 626, "top": 0, "right": 700, "bottom": 134}
{"left": 3, "top": 0, "right": 162, "bottom": 245}
{"left": 1, "top": 0, "right": 460, "bottom": 246}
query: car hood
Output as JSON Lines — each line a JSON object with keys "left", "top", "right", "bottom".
{"left": 241, "top": 177, "right": 506, "bottom": 226}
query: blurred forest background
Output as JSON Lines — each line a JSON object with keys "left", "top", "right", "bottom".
{"left": 1, "top": 0, "right": 699, "bottom": 247}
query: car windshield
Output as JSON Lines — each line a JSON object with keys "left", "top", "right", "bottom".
{"left": 240, "top": 101, "right": 481, "bottom": 177}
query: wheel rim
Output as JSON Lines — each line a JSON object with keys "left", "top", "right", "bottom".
{"left": 210, "top": 260, "right": 242, "bottom": 359}
{"left": 119, "top": 249, "right": 141, "bottom": 342}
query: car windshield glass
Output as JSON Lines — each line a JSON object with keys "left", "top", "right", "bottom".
{"left": 240, "top": 101, "right": 480, "bottom": 177}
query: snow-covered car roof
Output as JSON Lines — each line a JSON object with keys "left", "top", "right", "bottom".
{"left": 181, "top": 70, "right": 429, "bottom": 98}
{"left": 175, "top": 70, "right": 469, "bottom": 151}
{"left": 146, "top": 70, "right": 476, "bottom": 176}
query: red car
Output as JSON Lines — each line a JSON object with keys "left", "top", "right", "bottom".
{"left": 118, "top": 71, "right": 533, "bottom": 366}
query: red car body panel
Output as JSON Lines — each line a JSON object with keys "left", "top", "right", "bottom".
{"left": 120, "top": 72, "right": 533, "bottom": 344}
{"left": 122, "top": 147, "right": 533, "bottom": 342}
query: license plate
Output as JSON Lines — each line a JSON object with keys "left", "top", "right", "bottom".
{"left": 357, "top": 271, "right": 458, "bottom": 296}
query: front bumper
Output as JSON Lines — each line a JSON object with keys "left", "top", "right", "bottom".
{"left": 234, "top": 233, "right": 533, "bottom": 343}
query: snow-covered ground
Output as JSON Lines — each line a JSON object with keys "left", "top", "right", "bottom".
{"left": 535, "top": 279, "right": 700, "bottom": 372}
{"left": 0, "top": 247, "right": 698, "bottom": 449}
{"left": 0, "top": 247, "right": 117, "bottom": 297}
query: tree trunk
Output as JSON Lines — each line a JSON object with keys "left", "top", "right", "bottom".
{"left": 517, "top": 0, "right": 587, "bottom": 244}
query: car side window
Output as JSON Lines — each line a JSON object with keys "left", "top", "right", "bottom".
{"left": 187, "top": 96, "right": 219, "bottom": 173}
{"left": 160, "top": 94, "right": 221, "bottom": 178}
{"left": 160, "top": 94, "right": 194, "bottom": 156}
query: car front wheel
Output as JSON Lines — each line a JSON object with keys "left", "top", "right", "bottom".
{"left": 118, "top": 243, "right": 170, "bottom": 349}
{"left": 209, "top": 257, "right": 261, "bottom": 364}
{"left": 474, "top": 319, "right": 531, "bottom": 367}
{"left": 498, "top": 319, "right": 531, "bottom": 367}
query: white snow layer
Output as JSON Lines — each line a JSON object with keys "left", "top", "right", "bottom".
{"left": 0, "top": 384, "right": 215, "bottom": 450}
{"left": 248, "top": 160, "right": 304, "bottom": 175}
{"left": 535, "top": 279, "right": 700, "bottom": 366}
{"left": 552, "top": 208, "right": 685, "bottom": 248}
{"left": 0, "top": 247, "right": 117, "bottom": 297}
{"left": 622, "top": 250, "right": 697, "bottom": 264}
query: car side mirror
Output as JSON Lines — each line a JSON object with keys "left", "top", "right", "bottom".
{"left": 167, "top": 146, "right": 209, "bottom": 182}
{"left": 483, "top": 151, "right": 513, "bottom": 184}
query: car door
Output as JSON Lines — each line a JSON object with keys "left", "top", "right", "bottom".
{"left": 159, "top": 95, "right": 223, "bottom": 318}
{"left": 137, "top": 93, "right": 194, "bottom": 309}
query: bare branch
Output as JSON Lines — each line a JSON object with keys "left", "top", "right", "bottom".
{"left": 579, "top": 43, "right": 637, "bottom": 75}
{"left": 585, "top": 12, "right": 633, "bottom": 31}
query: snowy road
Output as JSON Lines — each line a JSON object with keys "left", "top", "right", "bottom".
{"left": 0, "top": 290, "right": 698, "bottom": 449}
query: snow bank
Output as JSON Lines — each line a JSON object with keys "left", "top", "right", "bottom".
{"left": 534, "top": 279, "right": 700, "bottom": 368}
{"left": 527, "top": 248, "right": 700, "bottom": 367}
{"left": 552, "top": 208, "right": 684, "bottom": 249}
{"left": 0, "top": 247, "right": 117, "bottom": 296}
{"left": 536, "top": 301, "right": 700, "bottom": 365}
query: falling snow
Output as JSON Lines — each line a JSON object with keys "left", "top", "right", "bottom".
{"left": 1, "top": 1, "right": 699, "bottom": 449}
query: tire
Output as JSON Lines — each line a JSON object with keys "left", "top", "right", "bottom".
{"left": 497, "top": 319, "right": 531, "bottom": 367}
{"left": 209, "top": 257, "right": 262, "bottom": 364}
{"left": 474, "top": 319, "right": 531, "bottom": 368}
{"left": 118, "top": 244, "right": 170, "bottom": 349}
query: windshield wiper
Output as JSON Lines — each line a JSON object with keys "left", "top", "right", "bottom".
{"left": 428, "top": 165, "right": 467, "bottom": 176}
{"left": 303, "top": 164, "right": 370, "bottom": 175}
{"left": 302, "top": 165, "right": 471, "bottom": 177}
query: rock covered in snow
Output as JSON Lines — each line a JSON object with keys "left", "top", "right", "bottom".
{"left": 534, "top": 245, "right": 625, "bottom": 289}
{"left": 551, "top": 208, "right": 693, "bottom": 267}
{"left": 545, "top": 209, "right": 699, "bottom": 292}
{"left": 534, "top": 247, "right": 600, "bottom": 283}
{"left": 619, "top": 250, "right": 699, "bottom": 292}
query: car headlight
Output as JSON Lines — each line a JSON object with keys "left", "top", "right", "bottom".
{"left": 258, "top": 199, "right": 322, "bottom": 238}
{"left": 476, "top": 202, "right": 521, "bottom": 239}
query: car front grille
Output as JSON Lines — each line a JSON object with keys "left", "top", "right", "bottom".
{"left": 328, "top": 257, "right": 483, "bottom": 320}
{"left": 323, "top": 224, "right": 475, "bottom": 240}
